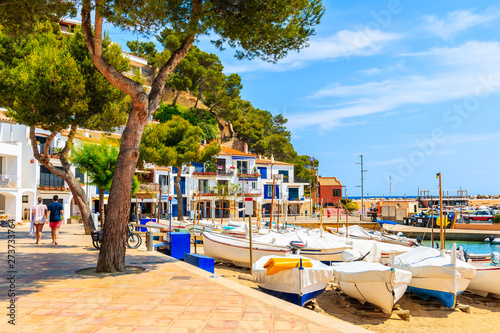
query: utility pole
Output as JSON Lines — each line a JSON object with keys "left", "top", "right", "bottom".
{"left": 356, "top": 154, "right": 367, "bottom": 220}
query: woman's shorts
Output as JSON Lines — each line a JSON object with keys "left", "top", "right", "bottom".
{"left": 34, "top": 220, "right": 45, "bottom": 225}
{"left": 49, "top": 221, "right": 62, "bottom": 228}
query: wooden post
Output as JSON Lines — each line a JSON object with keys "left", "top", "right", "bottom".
{"left": 430, "top": 198, "right": 434, "bottom": 248}
{"left": 337, "top": 199, "right": 340, "bottom": 233}
{"left": 197, "top": 180, "right": 201, "bottom": 224}
{"left": 345, "top": 194, "right": 349, "bottom": 238}
{"left": 269, "top": 177, "right": 276, "bottom": 231}
{"left": 249, "top": 214, "right": 253, "bottom": 275}
{"left": 320, "top": 199, "right": 323, "bottom": 231}
{"left": 438, "top": 173, "right": 444, "bottom": 250}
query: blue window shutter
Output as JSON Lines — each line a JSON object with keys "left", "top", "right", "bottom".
{"left": 258, "top": 167, "right": 267, "bottom": 179}
{"left": 275, "top": 185, "right": 279, "bottom": 199}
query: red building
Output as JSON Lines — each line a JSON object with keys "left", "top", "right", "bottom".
{"left": 318, "top": 177, "right": 343, "bottom": 207}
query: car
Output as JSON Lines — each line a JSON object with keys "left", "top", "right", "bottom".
{"left": 461, "top": 210, "right": 495, "bottom": 222}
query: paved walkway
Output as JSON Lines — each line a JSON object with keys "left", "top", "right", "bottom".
{"left": 0, "top": 223, "right": 370, "bottom": 333}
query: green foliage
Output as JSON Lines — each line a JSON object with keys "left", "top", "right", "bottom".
{"left": 153, "top": 104, "right": 218, "bottom": 140}
{"left": 494, "top": 214, "right": 500, "bottom": 224}
{"left": 71, "top": 139, "right": 120, "bottom": 191}
{"left": 0, "top": 22, "right": 129, "bottom": 133}
{"left": 0, "top": 0, "right": 76, "bottom": 36}
{"left": 140, "top": 115, "right": 221, "bottom": 168}
{"left": 341, "top": 199, "right": 358, "bottom": 213}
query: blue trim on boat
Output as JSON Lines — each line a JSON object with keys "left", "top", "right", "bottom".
{"left": 258, "top": 286, "right": 326, "bottom": 307}
{"left": 408, "top": 286, "right": 463, "bottom": 308}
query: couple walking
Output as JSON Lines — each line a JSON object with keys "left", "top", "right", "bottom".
{"left": 32, "top": 195, "right": 64, "bottom": 245}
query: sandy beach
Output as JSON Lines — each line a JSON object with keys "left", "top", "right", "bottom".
{"left": 211, "top": 261, "right": 500, "bottom": 333}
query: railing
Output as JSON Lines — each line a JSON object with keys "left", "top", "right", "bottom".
{"left": 288, "top": 196, "right": 305, "bottom": 201}
{"left": 0, "top": 174, "right": 16, "bottom": 188}
{"left": 237, "top": 173, "right": 261, "bottom": 178}
{"left": 217, "top": 171, "right": 233, "bottom": 176}
{"left": 138, "top": 183, "right": 160, "bottom": 192}
{"left": 193, "top": 172, "right": 217, "bottom": 176}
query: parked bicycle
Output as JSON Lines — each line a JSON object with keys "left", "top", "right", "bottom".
{"left": 91, "top": 222, "right": 142, "bottom": 249}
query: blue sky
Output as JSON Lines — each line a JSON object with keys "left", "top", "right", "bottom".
{"left": 106, "top": 1, "right": 500, "bottom": 197}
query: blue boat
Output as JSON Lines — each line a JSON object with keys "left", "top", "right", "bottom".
{"left": 393, "top": 246, "right": 476, "bottom": 308}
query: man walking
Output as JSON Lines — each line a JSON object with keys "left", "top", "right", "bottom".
{"left": 47, "top": 195, "right": 64, "bottom": 245}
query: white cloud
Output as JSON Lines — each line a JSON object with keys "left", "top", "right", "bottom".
{"left": 422, "top": 9, "right": 500, "bottom": 39}
{"left": 288, "top": 41, "right": 500, "bottom": 131}
{"left": 223, "top": 28, "right": 401, "bottom": 73}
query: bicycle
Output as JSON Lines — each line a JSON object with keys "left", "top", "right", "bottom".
{"left": 91, "top": 222, "right": 142, "bottom": 249}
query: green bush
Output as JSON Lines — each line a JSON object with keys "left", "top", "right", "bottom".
{"left": 493, "top": 214, "right": 500, "bottom": 223}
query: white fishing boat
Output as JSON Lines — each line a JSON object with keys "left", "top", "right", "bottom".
{"left": 328, "top": 225, "right": 418, "bottom": 247}
{"left": 202, "top": 231, "right": 291, "bottom": 267}
{"left": 332, "top": 261, "right": 412, "bottom": 314}
{"left": 252, "top": 254, "right": 334, "bottom": 306}
{"left": 467, "top": 252, "right": 500, "bottom": 298}
{"left": 392, "top": 245, "right": 476, "bottom": 308}
{"left": 254, "top": 229, "right": 352, "bottom": 264}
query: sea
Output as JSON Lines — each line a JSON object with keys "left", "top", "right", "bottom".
{"left": 349, "top": 196, "right": 419, "bottom": 200}
{"left": 421, "top": 240, "right": 500, "bottom": 254}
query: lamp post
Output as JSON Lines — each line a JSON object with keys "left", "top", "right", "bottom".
{"left": 356, "top": 154, "right": 367, "bottom": 220}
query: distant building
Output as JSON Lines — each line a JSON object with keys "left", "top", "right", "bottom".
{"left": 318, "top": 177, "right": 342, "bottom": 207}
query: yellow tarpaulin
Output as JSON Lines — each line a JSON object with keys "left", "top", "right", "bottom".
{"left": 435, "top": 216, "right": 450, "bottom": 227}
{"left": 263, "top": 258, "right": 312, "bottom": 275}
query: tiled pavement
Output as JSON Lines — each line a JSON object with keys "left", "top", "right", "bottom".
{"left": 0, "top": 224, "right": 370, "bottom": 333}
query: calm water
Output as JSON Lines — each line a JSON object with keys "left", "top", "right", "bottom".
{"left": 421, "top": 240, "right": 500, "bottom": 254}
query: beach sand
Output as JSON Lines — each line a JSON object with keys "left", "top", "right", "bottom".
{"left": 212, "top": 261, "right": 500, "bottom": 333}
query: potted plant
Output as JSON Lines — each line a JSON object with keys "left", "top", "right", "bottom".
{"left": 253, "top": 166, "right": 258, "bottom": 174}
{"left": 68, "top": 215, "right": 82, "bottom": 224}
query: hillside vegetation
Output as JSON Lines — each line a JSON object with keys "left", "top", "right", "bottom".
{"left": 128, "top": 39, "right": 317, "bottom": 184}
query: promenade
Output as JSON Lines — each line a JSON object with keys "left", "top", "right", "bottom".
{"left": 0, "top": 223, "right": 370, "bottom": 333}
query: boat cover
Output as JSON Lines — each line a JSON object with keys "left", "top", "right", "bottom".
{"left": 392, "top": 247, "right": 476, "bottom": 279}
{"left": 255, "top": 229, "right": 350, "bottom": 250}
{"left": 263, "top": 257, "right": 313, "bottom": 275}
{"left": 332, "top": 262, "right": 412, "bottom": 284}
{"left": 253, "top": 255, "right": 333, "bottom": 289}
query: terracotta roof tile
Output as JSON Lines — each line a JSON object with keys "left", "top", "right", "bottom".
{"left": 318, "top": 177, "right": 342, "bottom": 186}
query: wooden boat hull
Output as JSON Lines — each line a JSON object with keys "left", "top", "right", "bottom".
{"left": 253, "top": 255, "right": 333, "bottom": 307}
{"left": 338, "top": 281, "right": 409, "bottom": 314}
{"left": 467, "top": 264, "right": 500, "bottom": 298}
{"left": 408, "top": 277, "right": 471, "bottom": 308}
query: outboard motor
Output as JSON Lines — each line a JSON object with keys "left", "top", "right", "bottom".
{"left": 288, "top": 241, "right": 305, "bottom": 254}
{"left": 492, "top": 251, "right": 500, "bottom": 266}
{"left": 416, "top": 236, "right": 422, "bottom": 245}
{"left": 489, "top": 235, "right": 496, "bottom": 243}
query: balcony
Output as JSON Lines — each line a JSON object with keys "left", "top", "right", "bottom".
{"left": 193, "top": 172, "right": 217, "bottom": 177}
{"left": 138, "top": 183, "right": 160, "bottom": 192}
{"left": 237, "top": 173, "right": 261, "bottom": 178}
{"left": 217, "top": 170, "right": 234, "bottom": 176}
{"left": 0, "top": 174, "right": 17, "bottom": 188}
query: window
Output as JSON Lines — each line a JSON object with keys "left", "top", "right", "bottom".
{"left": 332, "top": 189, "right": 341, "bottom": 197}
{"left": 216, "top": 158, "right": 226, "bottom": 173}
{"left": 39, "top": 165, "right": 64, "bottom": 188}
{"left": 289, "top": 188, "right": 299, "bottom": 200}
{"left": 75, "top": 168, "right": 85, "bottom": 183}
{"left": 278, "top": 170, "right": 289, "bottom": 182}
{"left": 237, "top": 160, "right": 248, "bottom": 174}
{"left": 200, "top": 180, "right": 209, "bottom": 193}
{"left": 264, "top": 185, "right": 279, "bottom": 199}
{"left": 251, "top": 182, "right": 257, "bottom": 189}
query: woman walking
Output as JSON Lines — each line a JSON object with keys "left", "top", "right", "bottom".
{"left": 32, "top": 197, "right": 48, "bottom": 244}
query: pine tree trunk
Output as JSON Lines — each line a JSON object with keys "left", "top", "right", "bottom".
{"left": 175, "top": 167, "right": 183, "bottom": 222}
{"left": 172, "top": 90, "right": 180, "bottom": 106}
{"left": 29, "top": 127, "right": 95, "bottom": 234}
{"left": 96, "top": 104, "right": 148, "bottom": 273}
